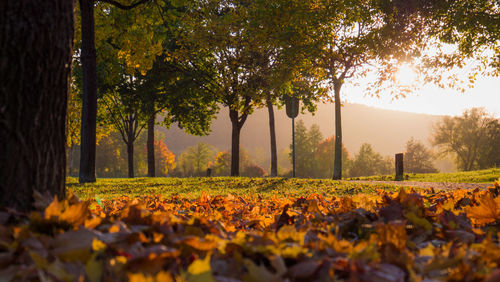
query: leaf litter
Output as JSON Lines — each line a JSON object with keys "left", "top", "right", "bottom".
{"left": 1, "top": 180, "right": 500, "bottom": 281}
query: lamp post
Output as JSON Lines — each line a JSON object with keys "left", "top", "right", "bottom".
{"left": 285, "top": 96, "right": 299, "bottom": 177}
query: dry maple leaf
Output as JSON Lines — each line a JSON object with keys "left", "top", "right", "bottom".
{"left": 465, "top": 193, "right": 500, "bottom": 226}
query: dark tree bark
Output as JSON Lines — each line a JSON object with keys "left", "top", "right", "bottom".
{"left": 79, "top": 0, "right": 98, "bottom": 183}
{"left": 229, "top": 109, "right": 247, "bottom": 176}
{"left": 127, "top": 141, "right": 134, "bottom": 178}
{"left": 147, "top": 112, "right": 155, "bottom": 177}
{"left": 333, "top": 81, "right": 343, "bottom": 180}
{"left": 78, "top": 0, "right": 151, "bottom": 184}
{"left": 0, "top": 0, "right": 74, "bottom": 211}
{"left": 267, "top": 98, "right": 278, "bottom": 177}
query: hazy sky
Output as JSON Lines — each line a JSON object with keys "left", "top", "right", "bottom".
{"left": 342, "top": 70, "right": 500, "bottom": 118}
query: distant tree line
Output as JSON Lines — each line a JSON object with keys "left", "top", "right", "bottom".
{"left": 287, "top": 121, "right": 439, "bottom": 178}
{"left": 432, "top": 108, "right": 500, "bottom": 171}
{"left": 68, "top": 134, "right": 267, "bottom": 178}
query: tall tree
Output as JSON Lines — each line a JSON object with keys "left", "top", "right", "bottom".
{"left": 77, "top": 0, "right": 152, "bottom": 183}
{"left": 255, "top": 0, "right": 327, "bottom": 177}
{"left": 102, "top": 83, "right": 147, "bottom": 178}
{"left": 404, "top": 138, "right": 438, "bottom": 173}
{"left": 180, "top": 0, "right": 272, "bottom": 176}
{"left": 178, "top": 143, "right": 215, "bottom": 176}
{"left": 349, "top": 143, "right": 391, "bottom": 177}
{"left": 316, "top": 136, "right": 350, "bottom": 178}
{"left": 478, "top": 119, "right": 500, "bottom": 169}
{"left": 86, "top": 0, "right": 217, "bottom": 178}
{"left": 0, "top": 0, "right": 74, "bottom": 210}
{"left": 432, "top": 108, "right": 495, "bottom": 171}
{"left": 289, "top": 121, "right": 324, "bottom": 178}
{"left": 179, "top": 0, "right": 326, "bottom": 176}
{"left": 309, "top": 0, "right": 426, "bottom": 179}
{"left": 266, "top": 98, "right": 278, "bottom": 176}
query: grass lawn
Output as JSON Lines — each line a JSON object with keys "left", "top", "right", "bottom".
{"left": 67, "top": 176, "right": 402, "bottom": 200}
{"left": 68, "top": 169, "right": 499, "bottom": 200}
{"left": 346, "top": 168, "right": 500, "bottom": 183}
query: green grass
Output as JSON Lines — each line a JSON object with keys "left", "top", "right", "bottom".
{"left": 67, "top": 169, "right": 499, "bottom": 200}
{"left": 346, "top": 168, "right": 500, "bottom": 183}
{"left": 67, "top": 177, "right": 401, "bottom": 200}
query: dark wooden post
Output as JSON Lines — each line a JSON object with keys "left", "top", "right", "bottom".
{"left": 395, "top": 153, "right": 404, "bottom": 181}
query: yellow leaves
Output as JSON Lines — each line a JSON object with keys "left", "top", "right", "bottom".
{"left": 44, "top": 193, "right": 90, "bottom": 226}
{"left": 276, "top": 225, "right": 305, "bottom": 244}
{"left": 375, "top": 221, "right": 407, "bottom": 251}
{"left": 187, "top": 254, "right": 211, "bottom": 275}
{"left": 92, "top": 239, "right": 107, "bottom": 252}
{"left": 465, "top": 192, "right": 500, "bottom": 226}
{"left": 7, "top": 180, "right": 500, "bottom": 281}
{"left": 186, "top": 254, "right": 215, "bottom": 282}
{"left": 128, "top": 271, "right": 174, "bottom": 282}
{"left": 182, "top": 236, "right": 218, "bottom": 251}
{"left": 319, "top": 233, "right": 353, "bottom": 254}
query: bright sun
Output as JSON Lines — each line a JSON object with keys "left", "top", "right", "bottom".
{"left": 396, "top": 64, "right": 418, "bottom": 86}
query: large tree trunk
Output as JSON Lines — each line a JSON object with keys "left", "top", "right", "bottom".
{"left": 333, "top": 81, "right": 343, "bottom": 180}
{"left": 147, "top": 112, "right": 155, "bottom": 177}
{"left": 230, "top": 109, "right": 242, "bottom": 176}
{"left": 127, "top": 141, "right": 134, "bottom": 178}
{"left": 78, "top": 0, "right": 98, "bottom": 183}
{"left": 267, "top": 98, "right": 278, "bottom": 177}
{"left": 0, "top": 0, "right": 74, "bottom": 211}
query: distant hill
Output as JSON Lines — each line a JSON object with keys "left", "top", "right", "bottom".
{"left": 158, "top": 103, "right": 454, "bottom": 171}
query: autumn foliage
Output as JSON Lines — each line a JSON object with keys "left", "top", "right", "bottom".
{"left": 154, "top": 140, "right": 176, "bottom": 177}
{"left": 1, "top": 180, "right": 500, "bottom": 281}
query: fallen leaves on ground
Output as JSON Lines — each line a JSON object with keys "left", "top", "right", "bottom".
{"left": 1, "top": 182, "right": 500, "bottom": 281}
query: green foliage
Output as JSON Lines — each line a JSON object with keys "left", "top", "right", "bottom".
{"left": 424, "top": 0, "right": 500, "bottom": 74}
{"left": 432, "top": 108, "right": 499, "bottom": 171}
{"left": 316, "top": 136, "right": 351, "bottom": 178}
{"left": 212, "top": 151, "right": 231, "bottom": 176}
{"left": 289, "top": 121, "right": 323, "bottom": 178}
{"left": 288, "top": 122, "right": 355, "bottom": 178}
{"left": 349, "top": 143, "right": 392, "bottom": 177}
{"left": 177, "top": 143, "right": 215, "bottom": 177}
{"left": 404, "top": 138, "right": 438, "bottom": 173}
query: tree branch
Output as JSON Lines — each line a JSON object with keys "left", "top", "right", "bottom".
{"left": 99, "top": 0, "right": 151, "bottom": 10}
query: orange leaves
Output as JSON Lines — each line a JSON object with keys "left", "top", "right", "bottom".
{"left": 465, "top": 192, "right": 500, "bottom": 226}
{"left": 44, "top": 193, "right": 90, "bottom": 226}
{"left": 375, "top": 221, "right": 407, "bottom": 251}
{"left": 3, "top": 184, "right": 500, "bottom": 280}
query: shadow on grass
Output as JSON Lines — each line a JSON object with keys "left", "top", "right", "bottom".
{"left": 255, "top": 178, "right": 288, "bottom": 193}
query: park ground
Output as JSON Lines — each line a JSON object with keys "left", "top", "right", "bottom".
{"left": 3, "top": 169, "right": 500, "bottom": 281}
{"left": 68, "top": 168, "right": 500, "bottom": 200}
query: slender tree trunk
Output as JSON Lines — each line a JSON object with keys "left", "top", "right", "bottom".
{"left": 78, "top": 0, "right": 98, "bottom": 183}
{"left": 147, "top": 113, "right": 155, "bottom": 177}
{"left": 127, "top": 141, "right": 134, "bottom": 178}
{"left": 68, "top": 146, "right": 74, "bottom": 176}
{"left": 0, "top": 0, "right": 74, "bottom": 211}
{"left": 230, "top": 109, "right": 241, "bottom": 176}
{"left": 267, "top": 98, "right": 278, "bottom": 177}
{"left": 333, "top": 81, "right": 343, "bottom": 180}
